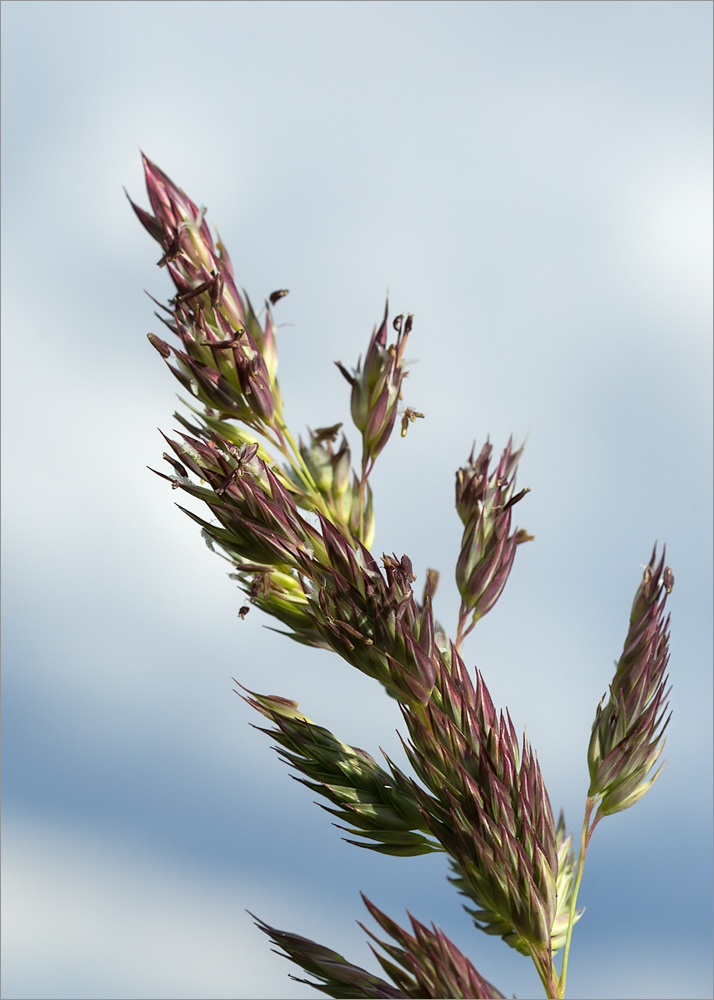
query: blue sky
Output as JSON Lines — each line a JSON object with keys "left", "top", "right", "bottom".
{"left": 2, "top": 2, "right": 712, "bottom": 998}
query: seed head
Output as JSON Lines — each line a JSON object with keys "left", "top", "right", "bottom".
{"left": 238, "top": 686, "right": 438, "bottom": 857}
{"left": 251, "top": 913, "right": 405, "bottom": 998}
{"left": 336, "top": 303, "right": 413, "bottom": 466}
{"left": 360, "top": 895, "right": 506, "bottom": 999}
{"left": 455, "top": 439, "right": 530, "bottom": 623}
{"left": 588, "top": 546, "right": 673, "bottom": 819}
{"left": 401, "top": 652, "right": 558, "bottom": 959}
{"left": 129, "top": 156, "right": 283, "bottom": 429}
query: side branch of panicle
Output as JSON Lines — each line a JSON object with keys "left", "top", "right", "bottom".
{"left": 337, "top": 307, "right": 419, "bottom": 473}
{"left": 290, "top": 425, "right": 376, "bottom": 548}
{"left": 588, "top": 545, "right": 674, "bottom": 820}
{"left": 237, "top": 686, "right": 440, "bottom": 857}
{"left": 129, "top": 155, "right": 283, "bottom": 433}
{"left": 398, "top": 649, "right": 558, "bottom": 960}
{"left": 299, "top": 532, "right": 439, "bottom": 707}
{"left": 455, "top": 439, "right": 532, "bottom": 629}
{"left": 251, "top": 899, "right": 506, "bottom": 1000}
{"left": 251, "top": 914, "right": 406, "bottom": 999}
{"left": 360, "top": 896, "right": 505, "bottom": 999}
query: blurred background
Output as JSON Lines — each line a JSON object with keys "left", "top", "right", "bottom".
{"left": 1, "top": 2, "right": 711, "bottom": 998}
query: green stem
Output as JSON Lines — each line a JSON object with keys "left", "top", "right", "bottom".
{"left": 273, "top": 418, "right": 358, "bottom": 544}
{"left": 273, "top": 419, "right": 315, "bottom": 493}
{"left": 357, "top": 452, "right": 373, "bottom": 543}
{"left": 454, "top": 602, "right": 476, "bottom": 653}
{"left": 557, "top": 797, "right": 596, "bottom": 998}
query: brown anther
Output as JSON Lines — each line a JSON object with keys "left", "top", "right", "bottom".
{"left": 209, "top": 272, "right": 225, "bottom": 308}
{"left": 206, "top": 331, "right": 244, "bottom": 350}
{"left": 216, "top": 466, "right": 241, "bottom": 496}
{"left": 162, "top": 453, "right": 188, "bottom": 479}
{"left": 312, "top": 423, "right": 343, "bottom": 443}
{"left": 175, "top": 273, "right": 220, "bottom": 303}
{"left": 502, "top": 487, "right": 531, "bottom": 511}
{"left": 400, "top": 408, "right": 425, "bottom": 437}
{"left": 157, "top": 229, "right": 182, "bottom": 268}
{"left": 269, "top": 289, "right": 290, "bottom": 304}
{"left": 250, "top": 573, "right": 272, "bottom": 599}
{"left": 147, "top": 333, "right": 171, "bottom": 358}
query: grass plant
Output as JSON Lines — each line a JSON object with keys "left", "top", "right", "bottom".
{"left": 129, "top": 156, "right": 673, "bottom": 999}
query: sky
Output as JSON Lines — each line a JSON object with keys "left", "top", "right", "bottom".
{"left": 1, "top": 2, "right": 712, "bottom": 999}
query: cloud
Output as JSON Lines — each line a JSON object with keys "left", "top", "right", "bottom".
{"left": 2, "top": 811, "right": 342, "bottom": 1000}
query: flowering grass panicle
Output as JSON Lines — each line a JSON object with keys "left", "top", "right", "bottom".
{"left": 131, "top": 156, "right": 674, "bottom": 1000}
